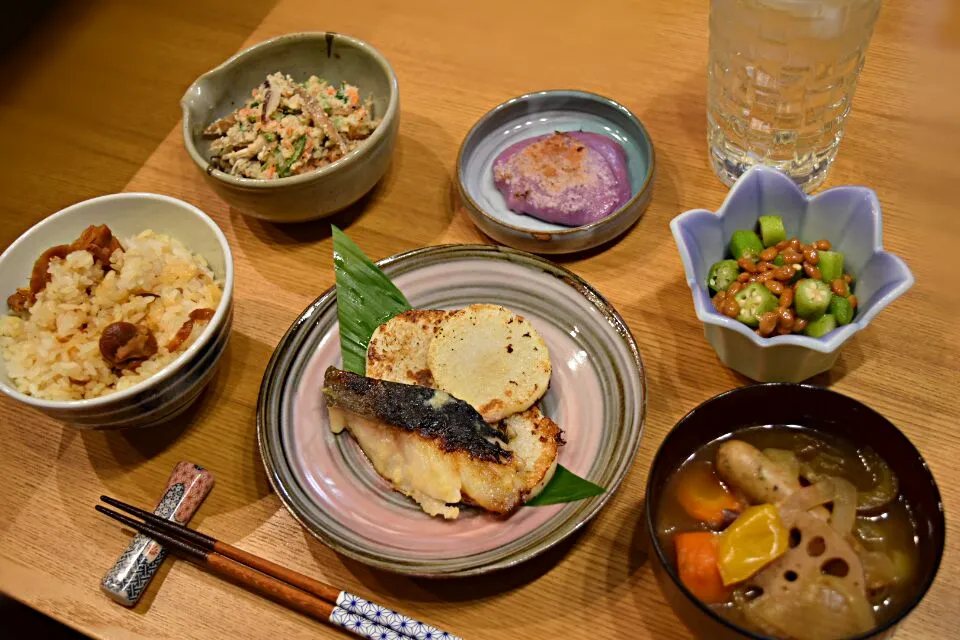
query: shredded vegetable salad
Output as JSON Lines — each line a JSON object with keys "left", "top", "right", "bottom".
{"left": 204, "top": 72, "right": 379, "bottom": 180}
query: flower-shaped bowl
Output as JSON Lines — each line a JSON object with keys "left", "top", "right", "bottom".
{"left": 670, "top": 166, "right": 914, "bottom": 382}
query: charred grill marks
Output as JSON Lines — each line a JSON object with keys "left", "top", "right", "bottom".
{"left": 322, "top": 367, "right": 512, "bottom": 463}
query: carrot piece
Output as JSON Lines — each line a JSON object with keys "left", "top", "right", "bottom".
{"left": 675, "top": 532, "right": 732, "bottom": 604}
{"left": 675, "top": 463, "right": 742, "bottom": 526}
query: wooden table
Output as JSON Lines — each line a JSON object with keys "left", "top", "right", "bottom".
{"left": 1, "top": 0, "right": 957, "bottom": 638}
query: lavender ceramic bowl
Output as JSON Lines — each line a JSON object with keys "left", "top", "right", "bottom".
{"left": 670, "top": 166, "right": 914, "bottom": 382}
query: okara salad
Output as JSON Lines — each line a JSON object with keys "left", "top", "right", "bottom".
{"left": 204, "top": 72, "right": 379, "bottom": 180}
{"left": 708, "top": 215, "right": 857, "bottom": 338}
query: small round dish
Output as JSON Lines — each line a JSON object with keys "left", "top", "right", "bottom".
{"left": 0, "top": 193, "right": 234, "bottom": 430}
{"left": 645, "top": 384, "right": 944, "bottom": 640}
{"left": 257, "top": 244, "right": 646, "bottom": 577}
{"left": 457, "top": 90, "right": 655, "bottom": 254}
{"left": 181, "top": 32, "right": 400, "bottom": 223}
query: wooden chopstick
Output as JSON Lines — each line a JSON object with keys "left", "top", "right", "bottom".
{"left": 97, "top": 498, "right": 460, "bottom": 640}
{"left": 96, "top": 506, "right": 346, "bottom": 627}
{"left": 100, "top": 495, "right": 340, "bottom": 603}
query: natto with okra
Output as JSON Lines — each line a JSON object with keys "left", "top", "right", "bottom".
{"left": 707, "top": 215, "right": 857, "bottom": 338}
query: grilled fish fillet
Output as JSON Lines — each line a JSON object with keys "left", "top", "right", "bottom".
{"left": 323, "top": 367, "right": 562, "bottom": 519}
{"left": 365, "top": 310, "right": 563, "bottom": 512}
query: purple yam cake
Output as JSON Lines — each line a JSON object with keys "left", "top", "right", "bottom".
{"left": 492, "top": 131, "right": 630, "bottom": 226}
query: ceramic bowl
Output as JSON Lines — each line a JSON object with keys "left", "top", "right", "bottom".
{"left": 181, "top": 32, "right": 399, "bottom": 223}
{"left": 457, "top": 90, "right": 655, "bottom": 254}
{"left": 258, "top": 244, "right": 646, "bottom": 576}
{"left": 646, "top": 384, "right": 945, "bottom": 640}
{"left": 0, "top": 193, "right": 234, "bottom": 429}
{"left": 670, "top": 166, "right": 914, "bottom": 382}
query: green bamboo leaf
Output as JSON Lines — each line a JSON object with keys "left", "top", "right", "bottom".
{"left": 331, "top": 228, "right": 604, "bottom": 505}
{"left": 332, "top": 226, "right": 411, "bottom": 374}
{"left": 524, "top": 465, "right": 605, "bottom": 506}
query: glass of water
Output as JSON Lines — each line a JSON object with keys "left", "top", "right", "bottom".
{"left": 707, "top": 0, "right": 882, "bottom": 192}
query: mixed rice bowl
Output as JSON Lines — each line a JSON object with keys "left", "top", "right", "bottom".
{"left": 0, "top": 226, "right": 223, "bottom": 401}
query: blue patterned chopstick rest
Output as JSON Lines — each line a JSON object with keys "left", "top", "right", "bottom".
{"left": 100, "top": 461, "right": 214, "bottom": 606}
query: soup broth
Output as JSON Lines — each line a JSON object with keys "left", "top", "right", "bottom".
{"left": 656, "top": 425, "right": 920, "bottom": 638}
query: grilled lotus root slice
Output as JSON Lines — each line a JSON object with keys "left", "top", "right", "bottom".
{"left": 498, "top": 406, "right": 563, "bottom": 502}
{"left": 427, "top": 304, "right": 551, "bottom": 422}
{"left": 366, "top": 309, "right": 452, "bottom": 386}
{"left": 742, "top": 510, "right": 873, "bottom": 639}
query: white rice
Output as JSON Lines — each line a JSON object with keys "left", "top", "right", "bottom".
{"left": 0, "top": 230, "right": 223, "bottom": 400}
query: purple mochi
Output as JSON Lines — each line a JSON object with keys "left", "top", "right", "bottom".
{"left": 492, "top": 131, "right": 631, "bottom": 227}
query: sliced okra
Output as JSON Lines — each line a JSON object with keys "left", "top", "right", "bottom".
{"left": 733, "top": 282, "right": 779, "bottom": 327}
{"left": 804, "top": 313, "right": 838, "bottom": 338}
{"left": 818, "top": 250, "right": 845, "bottom": 283}
{"left": 794, "top": 279, "right": 833, "bottom": 319}
{"left": 708, "top": 259, "right": 741, "bottom": 294}
{"left": 758, "top": 215, "right": 786, "bottom": 248}
{"left": 829, "top": 295, "right": 854, "bottom": 325}
{"left": 729, "top": 230, "right": 764, "bottom": 260}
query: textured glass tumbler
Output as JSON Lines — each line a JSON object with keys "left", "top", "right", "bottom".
{"left": 707, "top": 0, "right": 881, "bottom": 192}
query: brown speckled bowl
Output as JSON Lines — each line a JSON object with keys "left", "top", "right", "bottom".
{"left": 645, "top": 384, "right": 945, "bottom": 639}
{"left": 181, "top": 32, "right": 399, "bottom": 223}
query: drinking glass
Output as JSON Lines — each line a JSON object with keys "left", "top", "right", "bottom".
{"left": 707, "top": 0, "right": 882, "bottom": 192}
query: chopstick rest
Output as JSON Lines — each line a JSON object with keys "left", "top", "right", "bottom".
{"left": 100, "top": 461, "right": 214, "bottom": 606}
{"left": 97, "top": 497, "right": 462, "bottom": 639}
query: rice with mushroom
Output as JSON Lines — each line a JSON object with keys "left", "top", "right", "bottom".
{"left": 0, "top": 230, "right": 222, "bottom": 400}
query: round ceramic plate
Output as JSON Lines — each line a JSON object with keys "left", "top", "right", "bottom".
{"left": 258, "top": 245, "right": 646, "bottom": 576}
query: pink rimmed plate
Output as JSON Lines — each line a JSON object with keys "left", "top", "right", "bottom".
{"left": 257, "top": 244, "right": 646, "bottom": 576}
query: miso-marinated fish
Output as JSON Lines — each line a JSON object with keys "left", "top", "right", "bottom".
{"left": 323, "top": 366, "right": 561, "bottom": 519}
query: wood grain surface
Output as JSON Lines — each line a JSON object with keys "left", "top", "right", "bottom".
{"left": 1, "top": 0, "right": 957, "bottom": 638}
